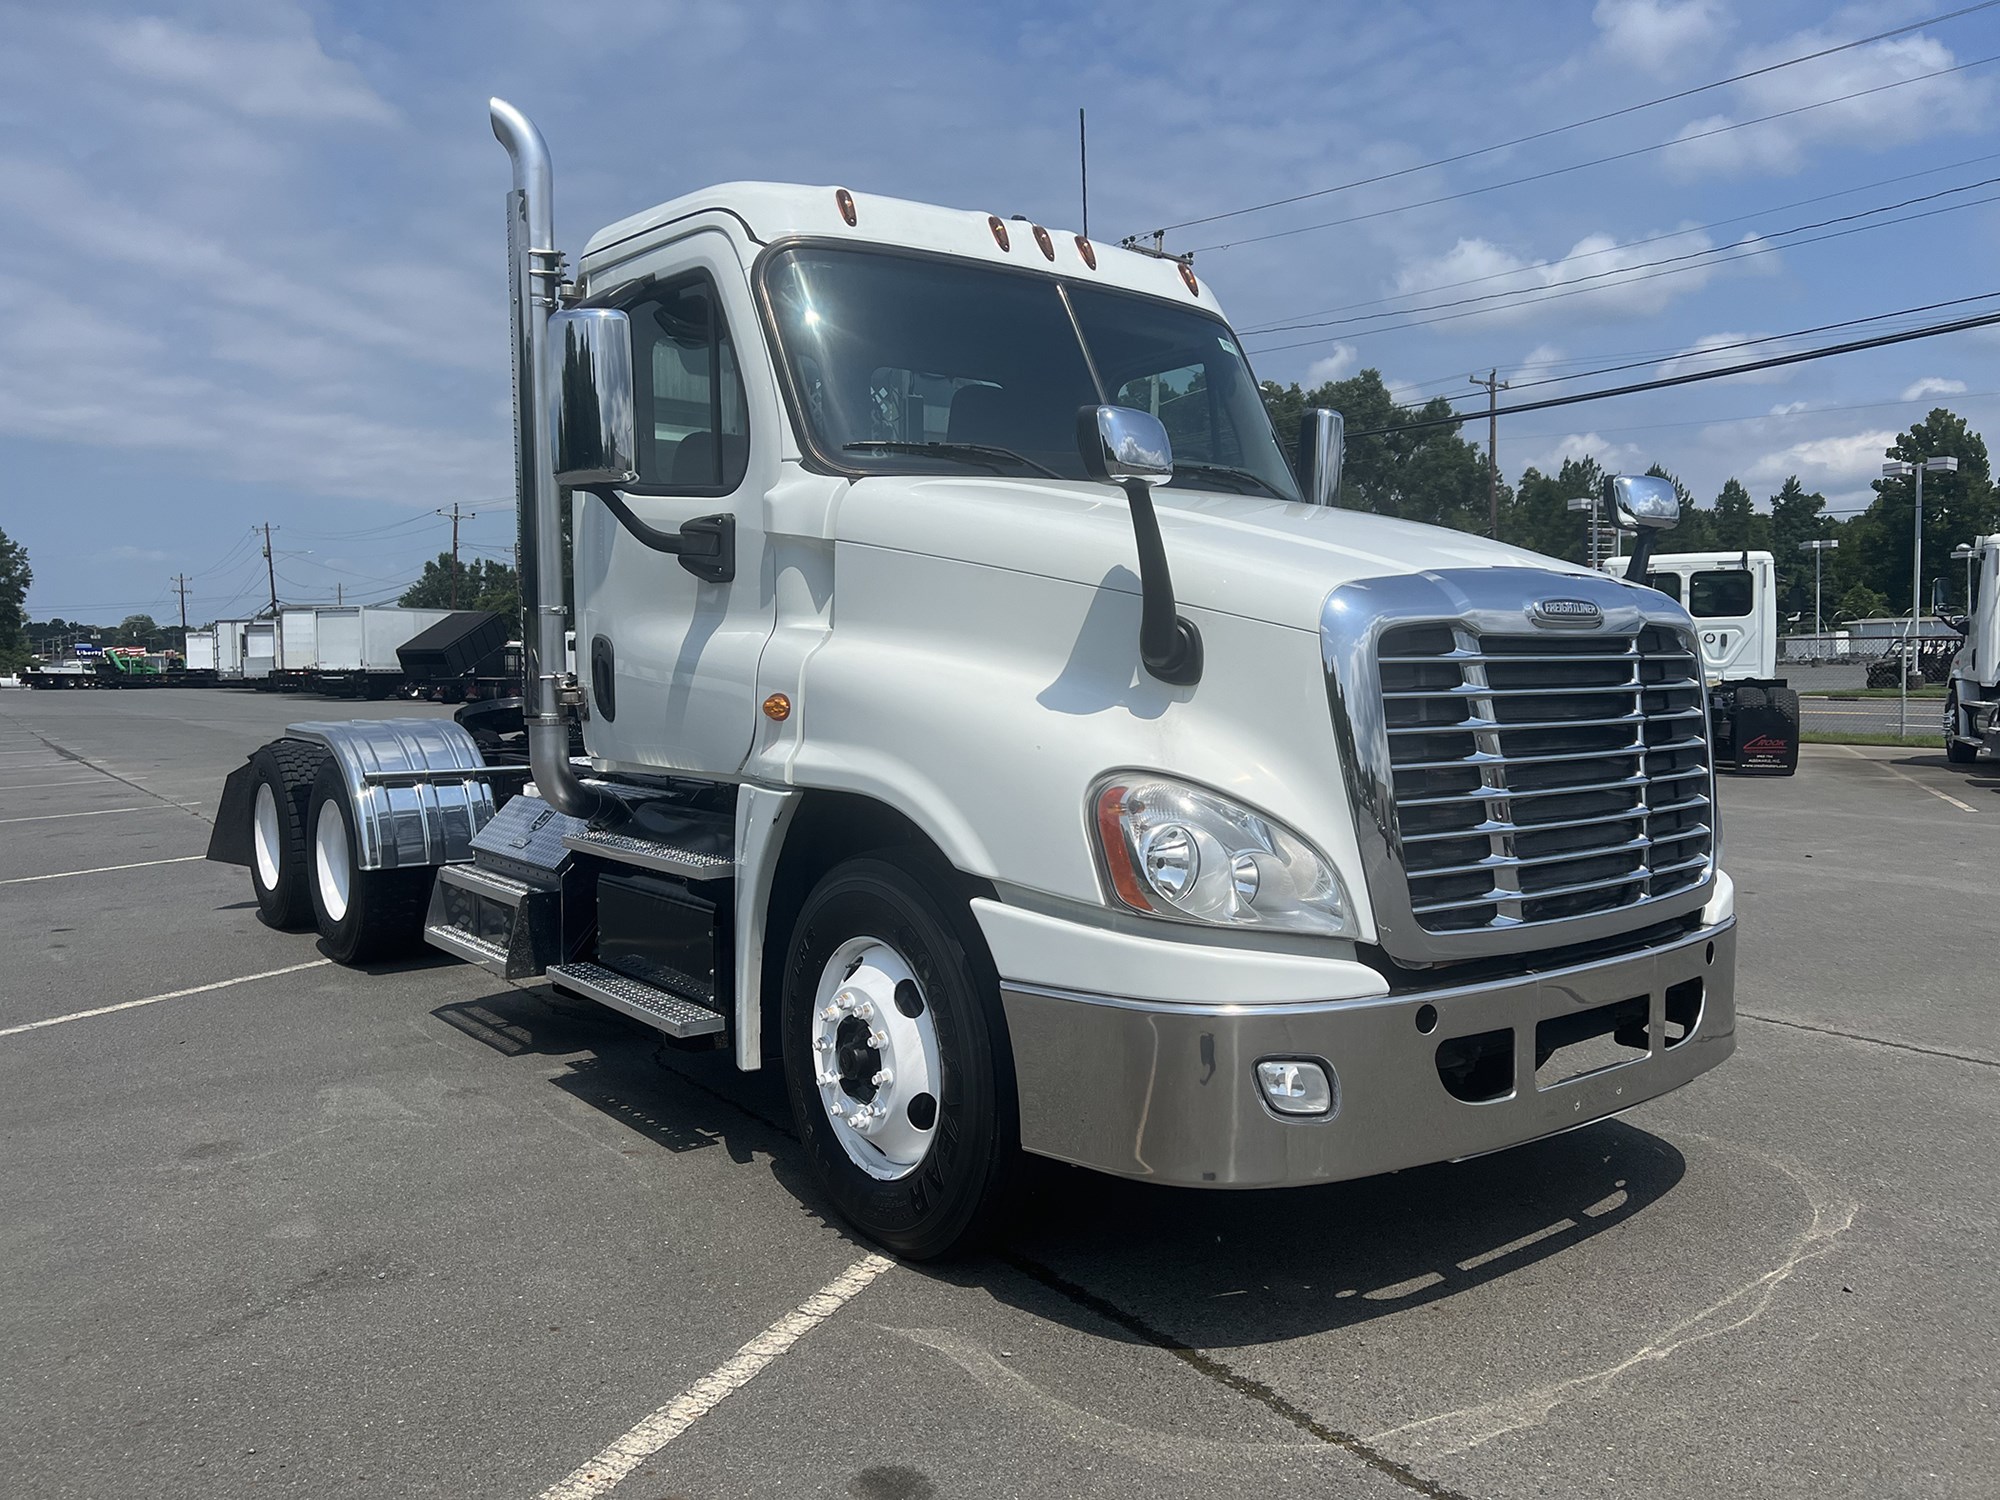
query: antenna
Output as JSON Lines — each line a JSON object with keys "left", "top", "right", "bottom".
{"left": 1079, "top": 108, "right": 1089, "bottom": 239}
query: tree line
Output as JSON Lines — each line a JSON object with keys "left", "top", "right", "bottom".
{"left": 1262, "top": 372, "right": 2000, "bottom": 628}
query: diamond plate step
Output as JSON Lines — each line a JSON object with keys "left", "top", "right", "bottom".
{"left": 563, "top": 828, "right": 736, "bottom": 881}
{"left": 547, "top": 961, "right": 726, "bottom": 1039}
{"left": 425, "top": 923, "right": 510, "bottom": 971}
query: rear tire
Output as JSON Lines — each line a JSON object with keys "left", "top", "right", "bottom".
{"left": 780, "top": 854, "right": 1019, "bottom": 1261}
{"left": 306, "top": 761, "right": 435, "bottom": 965}
{"left": 248, "top": 741, "right": 321, "bottom": 931}
{"left": 1945, "top": 689, "right": 1979, "bottom": 764}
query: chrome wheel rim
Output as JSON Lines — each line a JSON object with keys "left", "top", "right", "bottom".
{"left": 810, "top": 936, "right": 941, "bottom": 1181}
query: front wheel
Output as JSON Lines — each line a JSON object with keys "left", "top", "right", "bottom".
{"left": 780, "top": 855, "right": 1019, "bottom": 1260}
{"left": 1945, "top": 689, "right": 1980, "bottom": 764}
{"left": 305, "top": 762, "right": 436, "bottom": 965}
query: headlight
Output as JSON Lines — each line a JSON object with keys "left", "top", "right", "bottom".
{"left": 1091, "top": 776, "right": 1351, "bottom": 936}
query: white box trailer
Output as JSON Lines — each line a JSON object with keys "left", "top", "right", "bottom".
{"left": 277, "top": 608, "right": 319, "bottom": 674}
{"left": 312, "top": 608, "right": 363, "bottom": 673}
{"left": 185, "top": 630, "right": 217, "bottom": 673}
{"left": 243, "top": 621, "right": 276, "bottom": 681}
{"left": 360, "top": 607, "right": 453, "bottom": 671}
{"left": 214, "top": 620, "right": 248, "bottom": 680}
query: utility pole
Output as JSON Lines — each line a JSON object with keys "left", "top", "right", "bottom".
{"left": 335, "top": 583, "right": 342, "bottom": 606}
{"left": 1471, "top": 370, "right": 1509, "bottom": 539}
{"left": 261, "top": 523, "right": 278, "bottom": 616}
{"left": 171, "top": 574, "right": 190, "bottom": 634}
{"left": 438, "top": 503, "right": 477, "bottom": 609}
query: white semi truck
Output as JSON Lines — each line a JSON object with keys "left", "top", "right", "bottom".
{"left": 1943, "top": 533, "right": 2000, "bottom": 763}
{"left": 1603, "top": 550, "right": 1799, "bottom": 775}
{"left": 207, "top": 100, "right": 1736, "bottom": 1257}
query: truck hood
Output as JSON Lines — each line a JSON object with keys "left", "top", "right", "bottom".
{"left": 835, "top": 475, "right": 1596, "bottom": 631}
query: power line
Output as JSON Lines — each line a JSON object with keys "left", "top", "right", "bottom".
{"left": 1248, "top": 186, "right": 2000, "bottom": 353}
{"left": 1191, "top": 52, "right": 2000, "bottom": 254}
{"left": 1139, "top": 0, "right": 2000, "bottom": 239}
{"left": 1510, "top": 386, "right": 2000, "bottom": 443}
{"left": 1236, "top": 149, "right": 2000, "bottom": 333}
{"left": 1348, "top": 308, "right": 2000, "bottom": 437}
{"left": 1246, "top": 173, "right": 2000, "bottom": 338}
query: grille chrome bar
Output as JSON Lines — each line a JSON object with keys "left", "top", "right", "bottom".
{"left": 1402, "top": 806, "right": 1653, "bottom": 843}
{"left": 1382, "top": 678, "right": 1698, "bottom": 700}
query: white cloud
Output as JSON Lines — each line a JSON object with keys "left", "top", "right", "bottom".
{"left": 1743, "top": 429, "right": 1897, "bottom": 488}
{"left": 1767, "top": 401, "right": 1810, "bottom": 416}
{"left": 1522, "top": 432, "right": 1648, "bottom": 479}
{"left": 1306, "top": 346, "right": 1359, "bottom": 384}
{"left": 78, "top": 14, "right": 396, "bottom": 125}
{"left": 1901, "top": 376, "right": 1967, "bottom": 403}
{"left": 1656, "top": 332, "right": 1790, "bottom": 385}
{"left": 1665, "top": 34, "right": 1994, "bottom": 179}
{"left": 1392, "top": 223, "right": 1766, "bottom": 329}
{"left": 1593, "top": 1, "right": 1729, "bottom": 75}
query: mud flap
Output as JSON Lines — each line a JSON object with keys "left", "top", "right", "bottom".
{"left": 206, "top": 759, "right": 257, "bottom": 866}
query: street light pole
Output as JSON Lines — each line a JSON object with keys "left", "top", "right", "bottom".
{"left": 1798, "top": 538, "right": 1838, "bottom": 641}
{"left": 1565, "top": 496, "right": 1600, "bottom": 566}
{"left": 1883, "top": 456, "right": 1959, "bottom": 736}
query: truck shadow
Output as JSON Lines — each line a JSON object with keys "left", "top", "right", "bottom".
{"left": 435, "top": 985, "right": 1687, "bottom": 1350}
{"left": 1884, "top": 750, "right": 2000, "bottom": 796}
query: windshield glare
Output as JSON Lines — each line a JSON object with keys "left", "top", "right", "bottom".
{"left": 763, "top": 246, "right": 1300, "bottom": 501}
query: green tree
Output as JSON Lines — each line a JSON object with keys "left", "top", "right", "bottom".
{"left": 0, "top": 526, "right": 31, "bottom": 673}
{"left": 1766, "top": 476, "right": 1830, "bottom": 625}
{"left": 1835, "top": 582, "right": 1890, "bottom": 622}
{"left": 1504, "top": 457, "right": 1605, "bottom": 563}
{"left": 1860, "top": 408, "right": 1999, "bottom": 614}
{"left": 113, "top": 614, "right": 168, "bottom": 651}
{"left": 400, "top": 553, "right": 520, "bottom": 616}
{"left": 1708, "top": 478, "right": 1770, "bottom": 556}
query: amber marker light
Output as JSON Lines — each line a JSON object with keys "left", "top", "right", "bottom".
{"left": 1032, "top": 224, "right": 1055, "bottom": 261}
{"left": 763, "top": 693, "right": 792, "bottom": 722}
{"left": 1094, "top": 783, "right": 1155, "bottom": 913}
{"left": 1178, "top": 261, "right": 1199, "bottom": 296}
{"left": 1075, "top": 235, "right": 1097, "bottom": 269}
{"left": 835, "top": 188, "right": 857, "bottom": 226}
{"left": 988, "top": 215, "right": 1010, "bottom": 251}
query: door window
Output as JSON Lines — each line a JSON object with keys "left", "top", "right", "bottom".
{"left": 627, "top": 274, "right": 750, "bottom": 494}
{"left": 1642, "top": 572, "right": 1683, "bottom": 604}
{"left": 1690, "top": 570, "right": 1754, "bottom": 618}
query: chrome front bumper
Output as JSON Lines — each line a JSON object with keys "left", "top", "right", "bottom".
{"left": 1000, "top": 918, "right": 1735, "bottom": 1188}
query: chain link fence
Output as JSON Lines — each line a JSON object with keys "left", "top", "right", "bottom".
{"left": 1781, "top": 636, "right": 1953, "bottom": 743}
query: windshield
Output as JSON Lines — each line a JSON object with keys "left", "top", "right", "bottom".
{"left": 762, "top": 245, "right": 1300, "bottom": 500}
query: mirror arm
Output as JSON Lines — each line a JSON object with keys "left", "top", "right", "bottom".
{"left": 1121, "top": 478, "right": 1203, "bottom": 686}
{"left": 583, "top": 485, "right": 736, "bottom": 583}
{"left": 1623, "top": 527, "right": 1660, "bottom": 585}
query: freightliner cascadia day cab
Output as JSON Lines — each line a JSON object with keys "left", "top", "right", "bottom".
{"left": 207, "top": 101, "right": 1736, "bottom": 1258}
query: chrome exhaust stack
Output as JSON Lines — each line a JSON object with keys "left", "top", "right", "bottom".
{"left": 489, "top": 98, "right": 603, "bottom": 819}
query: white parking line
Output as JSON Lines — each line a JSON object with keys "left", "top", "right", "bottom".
{"left": 0, "top": 803, "right": 198, "bottom": 825}
{"left": 1836, "top": 744, "right": 1976, "bottom": 812}
{"left": 0, "top": 960, "right": 331, "bottom": 1039}
{"left": 0, "top": 855, "right": 206, "bottom": 886}
{"left": 0, "top": 779, "right": 114, "bottom": 791}
{"left": 536, "top": 1253, "right": 895, "bottom": 1500}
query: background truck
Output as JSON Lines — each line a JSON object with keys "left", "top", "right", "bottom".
{"left": 1603, "top": 549, "right": 1800, "bottom": 775}
{"left": 207, "top": 99, "right": 1737, "bottom": 1258}
{"left": 1943, "top": 532, "right": 2000, "bottom": 763}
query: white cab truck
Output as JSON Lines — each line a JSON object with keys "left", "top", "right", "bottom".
{"left": 206, "top": 101, "right": 1736, "bottom": 1257}
{"left": 1602, "top": 550, "right": 1799, "bottom": 775}
{"left": 1943, "top": 533, "right": 2000, "bottom": 763}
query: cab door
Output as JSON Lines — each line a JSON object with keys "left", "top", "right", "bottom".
{"left": 573, "top": 231, "right": 779, "bottom": 776}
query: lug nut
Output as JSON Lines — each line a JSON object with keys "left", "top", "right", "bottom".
{"left": 871, "top": 1069, "right": 893, "bottom": 1086}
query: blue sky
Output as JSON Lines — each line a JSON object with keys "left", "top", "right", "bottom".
{"left": 4, "top": 0, "right": 1997, "bottom": 624}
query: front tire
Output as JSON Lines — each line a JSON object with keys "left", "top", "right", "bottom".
{"left": 248, "top": 741, "right": 321, "bottom": 931}
{"left": 1945, "top": 689, "right": 1980, "bottom": 764}
{"left": 780, "top": 855, "right": 1019, "bottom": 1260}
{"left": 305, "top": 761, "right": 435, "bottom": 965}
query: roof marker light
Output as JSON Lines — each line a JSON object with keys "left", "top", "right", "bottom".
{"left": 1075, "top": 235, "right": 1097, "bottom": 269}
{"left": 1032, "top": 224, "right": 1055, "bottom": 261}
{"left": 1178, "top": 261, "right": 1199, "bottom": 296}
{"left": 835, "top": 188, "right": 857, "bottom": 226}
{"left": 988, "top": 215, "right": 1010, "bottom": 251}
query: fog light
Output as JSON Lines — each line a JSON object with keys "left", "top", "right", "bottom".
{"left": 1256, "top": 1059, "right": 1334, "bottom": 1117}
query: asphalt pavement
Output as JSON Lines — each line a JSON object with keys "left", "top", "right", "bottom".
{"left": 1, "top": 688, "right": 1993, "bottom": 1499}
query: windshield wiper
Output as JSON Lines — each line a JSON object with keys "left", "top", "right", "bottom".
{"left": 842, "top": 440, "right": 1061, "bottom": 480}
{"left": 1169, "top": 460, "right": 1293, "bottom": 501}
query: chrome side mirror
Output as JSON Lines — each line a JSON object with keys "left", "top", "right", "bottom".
{"left": 550, "top": 308, "right": 638, "bottom": 488}
{"left": 1603, "top": 473, "right": 1680, "bottom": 531}
{"left": 1295, "top": 407, "right": 1343, "bottom": 506}
{"left": 1078, "top": 405, "right": 1172, "bottom": 485}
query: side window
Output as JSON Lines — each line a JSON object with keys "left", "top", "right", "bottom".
{"left": 1116, "top": 363, "right": 1219, "bottom": 460}
{"left": 628, "top": 274, "right": 749, "bottom": 493}
{"left": 1642, "top": 572, "right": 1683, "bottom": 604}
{"left": 1690, "top": 570, "right": 1753, "bottom": 618}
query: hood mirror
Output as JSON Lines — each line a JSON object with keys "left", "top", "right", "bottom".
{"left": 1295, "top": 408, "right": 1343, "bottom": 506}
{"left": 1079, "top": 404, "right": 1172, "bottom": 485}
{"left": 1603, "top": 473, "right": 1680, "bottom": 531}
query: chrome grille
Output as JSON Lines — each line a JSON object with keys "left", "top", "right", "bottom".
{"left": 1378, "top": 622, "right": 1713, "bottom": 934}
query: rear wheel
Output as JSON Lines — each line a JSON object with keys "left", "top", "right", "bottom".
{"left": 306, "top": 761, "right": 435, "bottom": 965}
{"left": 1945, "top": 689, "right": 1980, "bottom": 764}
{"left": 248, "top": 741, "right": 321, "bottom": 931}
{"left": 780, "top": 855, "right": 1018, "bottom": 1260}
